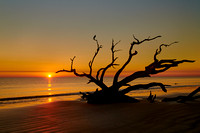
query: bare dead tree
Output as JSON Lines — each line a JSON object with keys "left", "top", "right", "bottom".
{"left": 56, "top": 35, "right": 195, "bottom": 103}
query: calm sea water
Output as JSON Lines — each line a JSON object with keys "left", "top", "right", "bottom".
{"left": 0, "top": 76, "right": 200, "bottom": 108}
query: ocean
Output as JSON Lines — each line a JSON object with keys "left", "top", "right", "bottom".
{"left": 0, "top": 76, "right": 200, "bottom": 108}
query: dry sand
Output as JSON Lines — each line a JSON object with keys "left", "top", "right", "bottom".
{"left": 0, "top": 100, "right": 200, "bottom": 133}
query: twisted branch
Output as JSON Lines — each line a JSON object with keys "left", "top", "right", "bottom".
{"left": 113, "top": 35, "right": 161, "bottom": 85}
{"left": 89, "top": 35, "right": 102, "bottom": 75}
{"left": 96, "top": 39, "right": 120, "bottom": 82}
{"left": 154, "top": 41, "right": 178, "bottom": 61}
{"left": 56, "top": 56, "right": 87, "bottom": 77}
{"left": 113, "top": 42, "right": 194, "bottom": 89}
{"left": 120, "top": 82, "right": 169, "bottom": 95}
{"left": 56, "top": 56, "right": 108, "bottom": 90}
{"left": 147, "top": 42, "right": 195, "bottom": 74}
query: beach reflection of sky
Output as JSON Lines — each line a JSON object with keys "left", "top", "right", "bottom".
{"left": 0, "top": 76, "right": 200, "bottom": 109}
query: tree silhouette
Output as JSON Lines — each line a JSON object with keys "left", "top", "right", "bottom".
{"left": 56, "top": 35, "right": 194, "bottom": 103}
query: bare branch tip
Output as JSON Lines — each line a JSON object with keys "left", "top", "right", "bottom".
{"left": 93, "top": 35, "right": 96, "bottom": 40}
{"left": 70, "top": 56, "right": 76, "bottom": 61}
{"left": 133, "top": 34, "right": 139, "bottom": 42}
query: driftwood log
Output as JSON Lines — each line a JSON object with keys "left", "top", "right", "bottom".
{"left": 162, "top": 87, "right": 200, "bottom": 103}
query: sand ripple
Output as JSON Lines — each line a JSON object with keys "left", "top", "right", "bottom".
{"left": 0, "top": 101, "right": 200, "bottom": 133}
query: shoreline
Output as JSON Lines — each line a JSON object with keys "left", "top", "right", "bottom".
{"left": 0, "top": 86, "right": 199, "bottom": 109}
{"left": 0, "top": 100, "right": 200, "bottom": 132}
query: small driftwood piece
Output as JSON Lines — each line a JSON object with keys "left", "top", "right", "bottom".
{"left": 147, "top": 91, "right": 156, "bottom": 103}
{"left": 162, "top": 87, "right": 200, "bottom": 103}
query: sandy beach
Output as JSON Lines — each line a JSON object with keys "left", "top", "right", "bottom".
{"left": 0, "top": 100, "right": 200, "bottom": 133}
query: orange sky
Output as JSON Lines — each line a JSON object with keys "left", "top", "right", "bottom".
{"left": 0, "top": 0, "right": 200, "bottom": 77}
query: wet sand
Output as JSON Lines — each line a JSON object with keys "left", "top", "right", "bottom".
{"left": 0, "top": 100, "right": 200, "bottom": 133}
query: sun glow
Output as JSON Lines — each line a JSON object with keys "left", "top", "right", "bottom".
{"left": 48, "top": 74, "right": 52, "bottom": 78}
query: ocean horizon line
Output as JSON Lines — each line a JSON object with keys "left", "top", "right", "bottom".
{"left": 0, "top": 75, "right": 200, "bottom": 78}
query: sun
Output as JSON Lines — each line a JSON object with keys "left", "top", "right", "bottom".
{"left": 48, "top": 74, "right": 52, "bottom": 78}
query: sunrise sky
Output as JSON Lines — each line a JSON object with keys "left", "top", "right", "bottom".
{"left": 0, "top": 0, "right": 200, "bottom": 77}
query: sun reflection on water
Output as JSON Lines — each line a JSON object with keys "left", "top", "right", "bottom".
{"left": 47, "top": 74, "right": 52, "bottom": 94}
{"left": 48, "top": 84, "right": 51, "bottom": 88}
{"left": 48, "top": 98, "right": 52, "bottom": 102}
